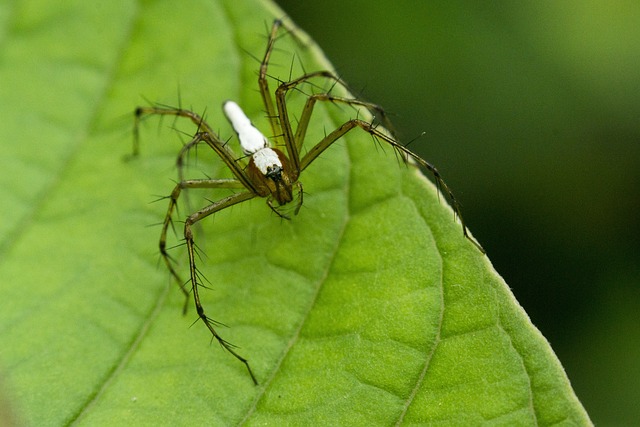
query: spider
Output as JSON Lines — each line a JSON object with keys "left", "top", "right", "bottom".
{"left": 133, "top": 19, "right": 484, "bottom": 385}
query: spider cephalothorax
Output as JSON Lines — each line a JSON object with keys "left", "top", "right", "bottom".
{"left": 133, "top": 19, "right": 483, "bottom": 385}
{"left": 225, "top": 99, "right": 299, "bottom": 215}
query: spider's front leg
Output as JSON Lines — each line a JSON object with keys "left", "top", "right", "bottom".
{"left": 135, "top": 105, "right": 262, "bottom": 383}
{"left": 159, "top": 176, "right": 258, "bottom": 383}
{"left": 158, "top": 177, "right": 246, "bottom": 313}
{"left": 181, "top": 191, "right": 259, "bottom": 385}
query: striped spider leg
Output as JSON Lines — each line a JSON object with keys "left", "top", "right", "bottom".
{"left": 133, "top": 18, "right": 483, "bottom": 385}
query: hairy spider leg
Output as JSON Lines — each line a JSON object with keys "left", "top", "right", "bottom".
{"left": 258, "top": 20, "right": 285, "bottom": 141}
{"left": 145, "top": 158, "right": 260, "bottom": 383}
{"left": 181, "top": 189, "right": 258, "bottom": 385}
{"left": 135, "top": 111, "right": 265, "bottom": 382}
{"left": 306, "top": 117, "right": 485, "bottom": 253}
{"left": 134, "top": 106, "right": 258, "bottom": 193}
{"left": 258, "top": 19, "right": 306, "bottom": 177}
{"left": 154, "top": 135, "right": 260, "bottom": 382}
{"left": 265, "top": 65, "right": 485, "bottom": 253}
{"left": 260, "top": 19, "right": 483, "bottom": 253}
{"left": 158, "top": 175, "right": 246, "bottom": 309}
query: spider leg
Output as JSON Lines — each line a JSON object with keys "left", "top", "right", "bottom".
{"left": 294, "top": 181, "right": 303, "bottom": 215}
{"left": 182, "top": 190, "right": 259, "bottom": 385}
{"left": 259, "top": 19, "right": 285, "bottom": 141}
{"left": 294, "top": 92, "right": 391, "bottom": 152}
{"left": 300, "top": 118, "right": 485, "bottom": 253}
{"left": 259, "top": 21, "right": 334, "bottom": 179}
{"left": 267, "top": 197, "right": 289, "bottom": 220}
{"left": 271, "top": 69, "right": 395, "bottom": 175}
{"left": 136, "top": 105, "right": 262, "bottom": 383}
{"left": 134, "top": 106, "right": 258, "bottom": 191}
{"left": 134, "top": 105, "right": 214, "bottom": 155}
{"left": 273, "top": 70, "right": 340, "bottom": 177}
{"left": 160, "top": 178, "right": 247, "bottom": 312}
{"left": 265, "top": 181, "right": 303, "bottom": 219}
{"left": 273, "top": 71, "right": 482, "bottom": 252}
{"left": 174, "top": 132, "right": 216, "bottom": 233}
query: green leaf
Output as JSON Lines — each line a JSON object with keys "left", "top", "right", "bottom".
{"left": 0, "top": 0, "right": 591, "bottom": 425}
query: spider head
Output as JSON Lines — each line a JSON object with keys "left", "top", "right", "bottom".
{"left": 264, "top": 162, "right": 293, "bottom": 206}
{"left": 266, "top": 164, "right": 283, "bottom": 182}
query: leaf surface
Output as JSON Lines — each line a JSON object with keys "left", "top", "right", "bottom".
{"left": 0, "top": 0, "right": 591, "bottom": 425}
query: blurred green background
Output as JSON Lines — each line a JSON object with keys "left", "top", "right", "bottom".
{"left": 277, "top": 1, "right": 640, "bottom": 425}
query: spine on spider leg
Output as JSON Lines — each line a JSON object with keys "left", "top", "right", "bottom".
{"left": 183, "top": 217, "right": 259, "bottom": 385}
{"left": 352, "top": 118, "right": 486, "bottom": 253}
{"left": 131, "top": 107, "right": 146, "bottom": 157}
{"left": 397, "top": 144, "right": 485, "bottom": 253}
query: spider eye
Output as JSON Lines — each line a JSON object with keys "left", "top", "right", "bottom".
{"left": 266, "top": 165, "right": 283, "bottom": 181}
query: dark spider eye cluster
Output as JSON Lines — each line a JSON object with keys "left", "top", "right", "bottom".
{"left": 266, "top": 165, "right": 283, "bottom": 181}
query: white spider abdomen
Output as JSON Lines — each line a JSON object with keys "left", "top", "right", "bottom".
{"left": 223, "top": 100, "right": 268, "bottom": 155}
